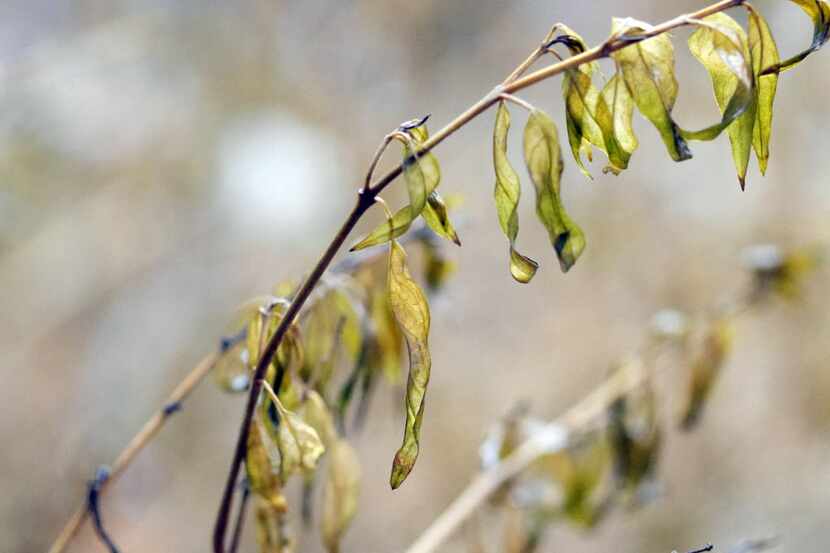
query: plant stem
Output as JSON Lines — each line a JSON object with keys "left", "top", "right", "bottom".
{"left": 210, "top": 0, "right": 745, "bottom": 549}
{"left": 213, "top": 194, "right": 376, "bottom": 552}
{"left": 47, "top": 352, "right": 219, "bottom": 553}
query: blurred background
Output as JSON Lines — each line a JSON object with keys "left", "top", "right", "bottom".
{"left": 2, "top": 0, "right": 829, "bottom": 552}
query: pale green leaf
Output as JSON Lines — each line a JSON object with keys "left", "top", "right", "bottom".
{"left": 596, "top": 72, "right": 639, "bottom": 173}
{"left": 350, "top": 206, "right": 414, "bottom": 251}
{"left": 748, "top": 8, "right": 780, "bottom": 174}
{"left": 387, "top": 240, "right": 431, "bottom": 489}
{"left": 493, "top": 101, "right": 539, "bottom": 283}
{"left": 246, "top": 412, "right": 288, "bottom": 512}
{"left": 611, "top": 18, "right": 692, "bottom": 162}
{"left": 760, "top": 0, "right": 830, "bottom": 75}
{"left": 523, "top": 109, "right": 586, "bottom": 272}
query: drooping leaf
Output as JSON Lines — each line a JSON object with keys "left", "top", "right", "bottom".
{"left": 300, "top": 390, "right": 337, "bottom": 448}
{"left": 523, "top": 109, "right": 586, "bottom": 272}
{"left": 748, "top": 7, "right": 780, "bottom": 175}
{"left": 607, "top": 363, "right": 661, "bottom": 503}
{"left": 760, "top": 0, "right": 830, "bottom": 75}
{"left": 351, "top": 126, "right": 456, "bottom": 250}
{"left": 683, "top": 14, "right": 756, "bottom": 188}
{"left": 387, "top": 240, "right": 431, "bottom": 489}
{"left": 246, "top": 411, "right": 288, "bottom": 512}
{"left": 493, "top": 101, "right": 539, "bottom": 283}
{"left": 680, "top": 316, "right": 735, "bottom": 430}
{"left": 611, "top": 18, "right": 692, "bottom": 162}
{"left": 596, "top": 72, "right": 639, "bottom": 174}
{"left": 301, "top": 290, "right": 362, "bottom": 388}
{"left": 537, "top": 434, "right": 611, "bottom": 527}
{"left": 255, "top": 500, "right": 293, "bottom": 553}
{"left": 556, "top": 27, "right": 606, "bottom": 179}
{"left": 421, "top": 191, "right": 461, "bottom": 246}
{"left": 261, "top": 390, "right": 326, "bottom": 477}
{"left": 321, "top": 439, "right": 361, "bottom": 553}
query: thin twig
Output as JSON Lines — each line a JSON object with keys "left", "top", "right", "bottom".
{"left": 47, "top": 352, "right": 219, "bottom": 553}
{"left": 207, "top": 1, "right": 746, "bottom": 550}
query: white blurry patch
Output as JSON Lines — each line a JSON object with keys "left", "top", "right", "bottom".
{"left": 6, "top": 16, "right": 203, "bottom": 163}
{"left": 217, "top": 111, "right": 348, "bottom": 233}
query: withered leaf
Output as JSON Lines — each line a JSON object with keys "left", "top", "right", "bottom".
{"left": 321, "top": 439, "right": 361, "bottom": 553}
{"left": 611, "top": 18, "right": 692, "bottom": 162}
{"left": 523, "top": 109, "right": 585, "bottom": 272}
{"left": 493, "top": 101, "right": 539, "bottom": 283}
{"left": 387, "top": 240, "right": 431, "bottom": 489}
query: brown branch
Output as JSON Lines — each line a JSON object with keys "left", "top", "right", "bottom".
{"left": 204, "top": 0, "right": 744, "bottom": 549}
{"left": 48, "top": 352, "right": 219, "bottom": 553}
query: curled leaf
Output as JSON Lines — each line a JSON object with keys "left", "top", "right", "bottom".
{"left": 260, "top": 386, "right": 326, "bottom": 478}
{"left": 557, "top": 27, "right": 605, "bottom": 179}
{"left": 402, "top": 126, "right": 441, "bottom": 219}
{"left": 760, "top": 0, "right": 830, "bottom": 75}
{"left": 421, "top": 191, "right": 461, "bottom": 246}
{"left": 493, "top": 101, "right": 539, "bottom": 283}
{"left": 387, "top": 240, "right": 431, "bottom": 489}
{"left": 300, "top": 390, "right": 337, "bottom": 448}
{"left": 683, "top": 14, "right": 756, "bottom": 188}
{"left": 680, "top": 317, "right": 735, "bottom": 430}
{"left": 611, "top": 18, "right": 692, "bottom": 162}
{"left": 246, "top": 411, "right": 288, "bottom": 511}
{"left": 596, "top": 71, "right": 639, "bottom": 173}
{"left": 321, "top": 439, "right": 361, "bottom": 553}
{"left": 748, "top": 7, "right": 780, "bottom": 175}
{"left": 523, "top": 109, "right": 585, "bottom": 272}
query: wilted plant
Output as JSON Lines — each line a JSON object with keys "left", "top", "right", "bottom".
{"left": 47, "top": 1, "right": 829, "bottom": 553}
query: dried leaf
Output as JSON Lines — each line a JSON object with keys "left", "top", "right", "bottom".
{"left": 255, "top": 500, "right": 293, "bottom": 553}
{"left": 523, "top": 109, "right": 585, "bottom": 272}
{"left": 421, "top": 191, "right": 461, "bottom": 246}
{"left": 760, "top": 0, "right": 830, "bottom": 75}
{"left": 607, "top": 367, "right": 661, "bottom": 503}
{"left": 611, "top": 18, "right": 692, "bottom": 162}
{"left": 259, "top": 387, "right": 326, "bottom": 478}
{"left": 596, "top": 72, "right": 639, "bottom": 173}
{"left": 300, "top": 390, "right": 337, "bottom": 448}
{"left": 748, "top": 8, "right": 780, "bottom": 174}
{"left": 246, "top": 411, "right": 288, "bottom": 511}
{"left": 683, "top": 14, "right": 756, "bottom": 188}
{"left": 493, "top": 101, "right": 539, "bottom": 283}
{"left": 557, "top": 27, "right": 605, "bottom": 179}
{"left": 321, "top": 439, "right": 361, "bottom": 553}
{"left": 387, "top": 240, "right": 431, "bottom": 489}
{"left": 680, "top": 317, "right": 735, "bottom": 430}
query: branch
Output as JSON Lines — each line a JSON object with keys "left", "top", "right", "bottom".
{"left": 48, "top": 352, "right": 219, "bottom": 553}
{"left": 206, "top": 1, "right": 746, "bottom": 550}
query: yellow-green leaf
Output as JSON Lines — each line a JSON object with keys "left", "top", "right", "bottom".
{"left": 493, "top": 101, "right": 539, "bottom": 283}
{"left": 300, "top": 390, "right": 337, "bottom": 448}
{"left": 246, "top": 412, "right": 288, "bottom": 511}
{"left": 523, "top": 109, "right": 586, "bottom": 272}
{"left": 611, "top": 18, "right": 692, "bottom": 162}
{"left": 255, "top": 500, "right": 292, "bottom": 553}
{"left": 680, "top": 317, "right": 735, "bottom": 430}
{"left": 264, "top": 392, "right": 326, "bottom": 476}
{"left": 760, "top": 0, "right": 830, "bottom": 75}
{"left": 350, "top": 205, "right": 414, "bottom": 251}
{"left": 321, "top": 439, "right": 361, "bottom": 553}
{"left": 402, "top": 127, "right": 441, "bottom": 218}
{"left": 421, "top": 191, "right": 461, "bottom": 246}
{"left": 556, "top": 27, "right": 605, "bottom": 179}
{"left": 596, "top": 72, "right": 639, "bottom": 174}
{"left": 748, "top": 8, "right": 780, "bottom": 175}
{"left": 683, "top": 14, "right": 756, "bottom": 188}
{"left": 387, "top": 240, "right": 431, "bottom": 489}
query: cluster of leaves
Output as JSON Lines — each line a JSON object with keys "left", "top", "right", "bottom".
{"left": 492, "top": 0, "right": 828, "bottom": 283}
{"left": 213, "top": 218, "right": 456, "bottom": 552}
{"left": 475, "top": 245, "right": 820, "bottom": 552}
